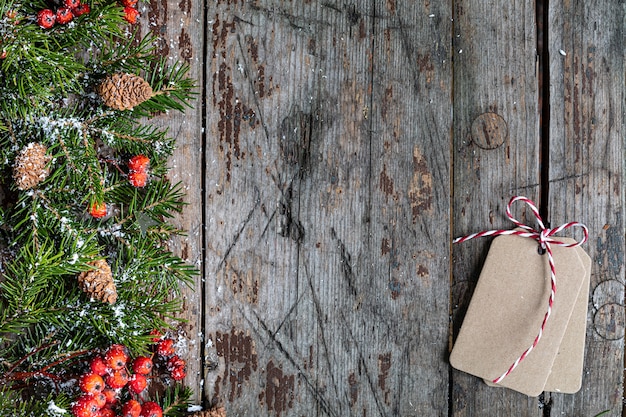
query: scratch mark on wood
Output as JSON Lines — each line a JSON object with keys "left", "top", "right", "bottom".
{"left": 248, "top": 309, "right": 340, "bottom": 417}
{"left": 271, "top": 292, "right": 303, "bottom": 340}
{"left": 341, "top": 313, "right": 389, "bottom": 417}
{"left": 330, "top": 227, "right": 357, "bottom": 297}
{"left": 236, "top": 34, "right": 272, "bottom": 145}
{"left": 216, "top": 188, "right": 260, "bottom": 272}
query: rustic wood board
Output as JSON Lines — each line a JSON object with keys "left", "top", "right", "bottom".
{"left": 144, "top": 0, "right": 625, "bottom": 414}
{"left": 203, "top": 0, "right": 451, "bottom": 415}
{"left": 450, "top": 0, "right": 543, "bottom": 415}
{"left": 547, "top": 1, "right": 625, "bottom": 416}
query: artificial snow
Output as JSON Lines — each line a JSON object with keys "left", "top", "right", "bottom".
{"left": 46, "top": 400, "right": 68, "bottom": 416}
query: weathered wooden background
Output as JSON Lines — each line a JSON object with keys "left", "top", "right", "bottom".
{"left": 144, "top": 0, "right": 625, "bottom": 415}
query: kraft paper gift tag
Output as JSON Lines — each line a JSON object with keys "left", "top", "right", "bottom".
{"left": 543, "top": 245, "right": 590, "bottom": 393}
{"left": 483, "top": 244, "right": 591, "bottom": 394}
{"left": 450, "top": 234, "right": 587, "bottom": 396}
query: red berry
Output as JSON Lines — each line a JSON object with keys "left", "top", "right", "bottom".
{"left": 156, "top": 339, "right": 175, "bottom": 356}
{"left": 105, "top": 369, "right": 129, "bottom": 389}
{"left": 140, "top": 402, "right": 162, "bottom": 417}
{"left": 99, "top": 407, "right": 115, "bottom": 417}
{"left": 92, "top": 392, "right": 107, "bottom": 409}
{"left": 121, "top": 0, "right": 138, "bottom": 6}
{"left": 128, "top": 170, "right": 148, "bottom": 187}
{"left": 71, "top": 395, "right": 100, "bottom": 417}
{"left": 127, "top": 155, "right": 150, "bottom": 173}
{"left": 89, "top": 202, "right": 107, "bottom": 219}
{"left": 104, "top": 345, "right": 128, "bottom": 370}
{"left": 123, "top": 6, "right": 139, "bottom": 24}
{"left": 102, "top": 388, "right": 117, "bottom": 405}
{"left": 149, "top": 329, "right": 162, "bottom": 342}
{"left": 131, "top": 356, "right": 153, "bottom": 375}
{"left": 170, "top": 366, "right": 186, "bottom": 381}
{"left": 166, "top": 354, "right": 185, "bottom": 370}
{"left": 64, "top": 0, "right": 81, "bottom": 9}
{"left": 36, "top": 9, "right": 56, "bottom": 29}
{"left": 89, "top": 356, "right": 109, "bottom": 376}
{"left": 121, "top": 400, "right": 142, "bottom": 417}
{"left": 79, "top": 373, "right": 105, "bottom": 394}
{"left": 128, "top": 373, "right": 147, "bottom": 394}
{"left": 73, "top": 3, "right": 90, "bottom": 16}
{"left": 56, "top": 7, "right": 73, "bottom": 24}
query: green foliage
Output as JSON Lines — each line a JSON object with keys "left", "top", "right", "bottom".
{"left": 0, "top": 0, "right": 197, "bottom": 413}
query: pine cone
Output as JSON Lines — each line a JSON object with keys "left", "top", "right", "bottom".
{"left": 97, "top": 73, "right": 154, "bottom": 110}
{"left": 12, "top": 142, "right": 51, "bottom": 190}
{"left": 188, "top": 408, "right": 226, "bottom": 417}
{"left": 77, "top": 259, "right": 117, "bottom": 304}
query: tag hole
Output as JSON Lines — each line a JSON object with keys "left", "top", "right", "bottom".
{"left": 537, "top": 246, "right": 546, "bottom": 255}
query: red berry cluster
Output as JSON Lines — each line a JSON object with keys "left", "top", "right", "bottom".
{"left": 151, "top": 330, "right": 187, "bottom": 382}
{"left": 120, "top": 0, "right": 140, "bottom": 24}
{"left": 127, "top": 154, "right": 150, "bottom": 188}
{"left": 36, "top": 0, "right": 90, "bottom": 29}
{"left": 71, "top": 336, "right": 186, "bottom": 417}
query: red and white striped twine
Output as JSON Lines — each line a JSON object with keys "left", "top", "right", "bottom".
{"left": 453, "top": 196, "right": 588, "bottom": 384}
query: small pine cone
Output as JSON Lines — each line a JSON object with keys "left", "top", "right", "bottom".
{"left": 77, "top": 259, "right": 117, "bottom": 304}
{"left": 97, "top": 73, "right": 154, "bottom": 110}
{"left": 12, "top": 142, "right": 51, "bottom": 190}
{"left": 188, "top": 408, "right": 226, "bottom": 417}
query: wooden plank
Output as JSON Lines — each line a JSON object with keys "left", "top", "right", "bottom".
{"left": 204, "top": 1, "right": 452, "bottom": 414}
{"left": 365, "top": 1, "right": 452, "bottom": 415}
{"left": 450, "top": 0, "right": 543, "bottom": 415}
{"left": 142, "top": 0, "right": 205, "bottom": 403}
{"left": 546, "top": 1, "right": 625, "bottom": 415}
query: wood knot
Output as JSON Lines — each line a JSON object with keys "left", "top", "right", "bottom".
{"left": 470, "top": 112, "right": 507, "bottom": 149}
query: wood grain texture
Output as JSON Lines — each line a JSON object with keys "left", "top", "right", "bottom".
{"left": 203, "top": 1, "right": 451, "bottom": 415}
{"left": 450, "top": 0, "right": 543, "bottom": 416}
{"left": 141, "top": 0, "right": 205, "bottom": 403}
{"left": 547, "top": 1, "right": 625, "bottom": 416}
{"left": 148, "top": 0, "right": 626, "bottom": 414}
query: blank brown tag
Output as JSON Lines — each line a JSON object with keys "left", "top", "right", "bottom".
{"left": 450, "top": 234, "right": 587, "bottom": 396}
{"left": 483, "top": 243, "right": 591, "bottom": 394}
{"left": 542, "top": 245, "right": 590, "bottom": 393}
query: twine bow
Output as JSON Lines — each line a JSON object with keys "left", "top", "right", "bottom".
{"left": 453, "top": 196, "right": 588, "bottom": 383}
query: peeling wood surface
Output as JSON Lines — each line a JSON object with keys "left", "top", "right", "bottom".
{"left": 145, "top": 0, "right": 625, "bottom": 415}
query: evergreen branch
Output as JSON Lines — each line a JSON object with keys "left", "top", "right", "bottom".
{"left": 132, "top": 60, "right": 197, "bottom": 116}
{"left": 160, "top": 385, "right": 193, "bottom": 417}
{"left": 0, "top": 1, "right": 200, "bottom": 412}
